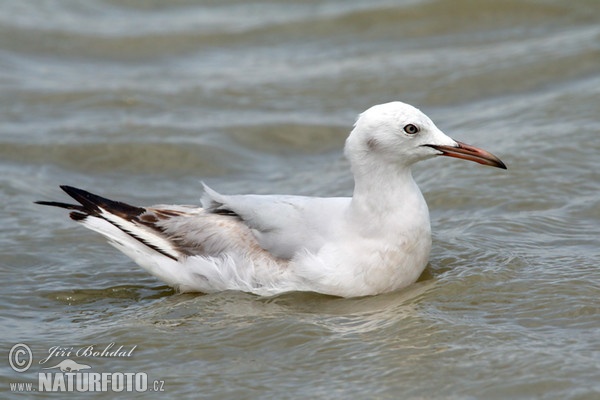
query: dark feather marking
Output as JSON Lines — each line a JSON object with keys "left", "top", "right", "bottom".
{"left": 211, "top": 208, "right": 241, "bottom": 218}
{"left": 36, "top": 185, "right": 180, "bottom": 261}
{"left": 59, "top": 185, "right": 145, "bottom": 220}
{"left": 155, "top": 209, "right": 185, "bottom": 217}
{"left": 366, "top": 137, "right": 380, "bottom": 151}
{"left": 112, "top": 226, "right": 179, "bottom": 261}
{"left": 35, "top": 201, "right": 84, "bottom": 212}
{"left": 70, "top": 212, "right": 88, "bottom": 221}
{"left": 139, "top": 213, "right": 159, "bottom": 224}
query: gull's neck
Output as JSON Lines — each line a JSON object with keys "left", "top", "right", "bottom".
{"left": 348, "top": 162, "right": 427, "bottom": 230}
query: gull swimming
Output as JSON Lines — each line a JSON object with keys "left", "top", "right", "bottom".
{"left": 37, "top": 101, "right": 506, "bottom": 297}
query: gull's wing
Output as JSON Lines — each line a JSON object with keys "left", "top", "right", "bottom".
{"left": 201, "top": 184, "right": 350, "bottom": 259}
{"left": 37, "top": 185, "right": 350, "bottom": 263}
{"left": 36, "top": 186, "right": 201, "bottom": 260}
{"left": 36, "top": 186, "right": 291, "bottom": 292}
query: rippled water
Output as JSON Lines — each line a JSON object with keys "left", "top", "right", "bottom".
{"left": 1, "top": 1, "right": 599, "bottom": 398}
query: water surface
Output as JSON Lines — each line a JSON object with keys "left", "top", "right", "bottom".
{"left": 1, "top": 1, "right": 599, "bottom": 398}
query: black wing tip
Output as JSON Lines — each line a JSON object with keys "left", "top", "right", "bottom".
{"left": 35, "top": 200, "right": 64, "bottom": 207}
{"left": 36, "top": 185, "right": 100, "bottom": 216}
{"left": 59, "top": 186, "right": 101, "bottom": 211}
{"left": 38, "top": 185, "right": 147, "bottom": 222}
{"left": 69, "top": 212, "right": 88, "bottom": 221}
{"left": 35, "top": 200, "right": 84, "bottom": 211}
{"left": 37, "top": 186, "right": 182, "bottom": 260}
{"left": 35, "top": 196, "right": 89, "bottom": 221}
{"left": 60, "top": 185, "right": 90, "bottom": 199}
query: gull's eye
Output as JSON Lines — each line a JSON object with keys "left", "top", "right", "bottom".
{"left": 403, "top": 124, "right": 419, "bottom": 135}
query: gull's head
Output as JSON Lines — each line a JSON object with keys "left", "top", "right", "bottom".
{"left": 345, "top": 101, "right": 506, "bottom": 171}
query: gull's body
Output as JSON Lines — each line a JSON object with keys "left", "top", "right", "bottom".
{"left": 37, "top": 101, "right": 506, "bottom": 297}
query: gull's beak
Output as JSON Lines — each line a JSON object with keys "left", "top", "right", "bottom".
{"left": 426, "top": 141, "right": 507, "bottom": 169}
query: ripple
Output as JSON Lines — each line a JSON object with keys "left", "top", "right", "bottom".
{"left": 2, "top": 1, "right": 600, "bottom": 399}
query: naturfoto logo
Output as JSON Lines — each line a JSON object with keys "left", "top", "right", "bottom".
{"left": 8, "top": 343, "right": 165, "bottom": 393}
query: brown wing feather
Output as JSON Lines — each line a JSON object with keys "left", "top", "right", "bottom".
{"left": 37, "top": 186, "right": 285, "bottom": 266}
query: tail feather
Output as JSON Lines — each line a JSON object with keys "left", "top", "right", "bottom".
{"left": 36, "top": 185, "right": 181, "bottom": 261}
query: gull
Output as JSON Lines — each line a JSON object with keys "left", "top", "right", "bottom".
{"left": 37, "top": 101, "right": 506, "bottom": 298}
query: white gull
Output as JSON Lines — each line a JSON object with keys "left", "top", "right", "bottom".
{"left": 37, "top": 101, "right": 506, "bottom": 297}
